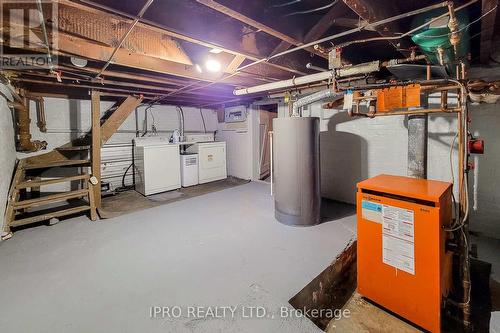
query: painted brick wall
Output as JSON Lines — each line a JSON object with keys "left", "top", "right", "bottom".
{"left": 279, "top": 97, "right": 499, "bottom": 238}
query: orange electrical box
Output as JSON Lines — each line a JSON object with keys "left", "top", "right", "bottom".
{"left": 376, "top": 84, "right": 421, "bottom": 112}
{"left": 356, "top": 174, "right": 453, "bottom": 332}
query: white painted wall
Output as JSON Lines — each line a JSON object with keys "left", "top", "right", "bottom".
{"left": 278, "top": 95, "right": 499, "bottom": 238}
{"left": 16, "top": 98, "right": 218, "bottom": 191}
{"left": 0, "top": 87, "right": 18, "bottom": 236}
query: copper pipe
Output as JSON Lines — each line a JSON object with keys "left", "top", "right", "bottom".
{"left": 29, "top": 96, "right": 47, "bottom": 132}
{"left": 367, "top": 108, "right": 460, "bottom": 117}
{"left": 441, "top": 91, "right": 448, "bottom": 110}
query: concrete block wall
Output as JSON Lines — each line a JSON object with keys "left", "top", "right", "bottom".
{"left": 16, "top": 98, "right": 218, "bottom": 191}
{"left": 279, "top": 98, "right": 499, "bottom": 238}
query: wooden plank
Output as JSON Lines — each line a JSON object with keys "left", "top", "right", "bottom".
{"left": 328, "top": 292, "right": 420, "bottom": 332}
{"left": 11, "top": 205, "right": 91, "bottom": 227}
{"left": 24, "top": 159, "right": 91, "bottom": 169}
{"left": 480, "top": 0, "right": 498, "bottom": 64}
{"left": 100, "top": 95, "right": 143, "bottom": 144}
{"left": 17, "top": 174, "right": 89, "bottom": 189}
{"left": 59, "top": 0, "right": 305, "bottom": 76}
{"left": 14, "top": 190, "right": 90, "bottom": 210}
{"left": 56, "top": 145, "right": 91, "bottom": 151}
{"left": 225, "top": 54, "right": 246, "bottom": 73}
{"left": 91, "top": 90, "right": 102, "bottom": 209}
{"left": 2, "top": 160, "right": 25, "bottom": 235}
{"left": 56, "top": 34, "right": 260, "bottom": 85}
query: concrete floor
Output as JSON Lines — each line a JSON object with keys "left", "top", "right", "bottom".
{"left": 99, "top": 177, "right": 249, "bottom": 219}
{"left": 0, "top": 182, "right": 356, "bottom": 333}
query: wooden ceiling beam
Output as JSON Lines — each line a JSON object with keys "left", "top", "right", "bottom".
{"left": 195, "top": 0, "right": 326, "bottom": 58}
{"left": 480, "top": 0, "right": 498, "bottom": 64}
{"left": 12, "top": 72, "right": 231, "bottom": 99}
{"left": 64, "top": 0, "right": 305, "bottom": 76}
{"left": 55, "top": 33, "right": 264, "bottom": 86}
{"left": 13, "top": 78, "right": 227, "bottom": 105}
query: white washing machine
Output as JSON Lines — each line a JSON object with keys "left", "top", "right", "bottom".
{"left": 187, "top": 142, "right": 227, "bottom": 184}
{"left": 180, "top": 153, "right": 198, "bottom": 187}
{"left": 134, "top": 137, "right": 181, "bottom": 196}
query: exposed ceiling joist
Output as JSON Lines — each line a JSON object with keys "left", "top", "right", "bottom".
{"left": 195, "top": 0, "right": 326, "bottom": 58}
{"left": 226, "top": 54, "right": 247, "bottom": 73}
{"left": 95, "top": 0, "right": 156, "bottom": 77}
{"left": 480, "top": 0, "right": 498, "bottom": 63}
{"left": 65, "top": 0, "right": 305, "bottom": 76}
{"left": 55, "top": 33, "right": 263, "bottom": 86}
{"left": 10, "top": 72, "right": 230, "bottom": 99}
{"left": 14, "top": 78, "right": 233, "bottom": 105}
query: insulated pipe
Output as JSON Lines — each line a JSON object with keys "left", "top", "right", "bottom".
{"left": 408, "top": 65, "right": 431, "bottom": 179}
{"left": 306, "top": 63, "right": 328, "bottom": 72}
{"left": 407, "top": 114, "right": 428, "bottom": 179}
{"left": 10, "top": 97, "right": 47, "bottom": 152}
{"left": 234, "top": 71, "right": 334, "bottom": 96}
{"left": 292, "top": 88, "right": 343, "bottom": 116}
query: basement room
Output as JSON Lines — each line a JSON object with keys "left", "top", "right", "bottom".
{"left": 0, "top": 0, "right": 499, "bottom": 332}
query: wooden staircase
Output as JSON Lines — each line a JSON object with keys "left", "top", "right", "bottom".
{"left": 1, "top": 93, "right": 143, "bottom": 241}
{"left": 2, "top": 158, "right": 97, "bottom": 239}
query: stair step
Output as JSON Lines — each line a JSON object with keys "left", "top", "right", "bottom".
{"left": 14, "top": 189, "right": 90, "bottom": 210}
{"left": 56, "top": 145, "right": 91, "bottom": 151}
{"left": 17, "top": 174, "right": 89, "bottom": 189}
{"left": 11, "top": 205, "right": 91, "bottom": 227}
{"left": 24, "top": 159, "right": 91, "bottom": 170}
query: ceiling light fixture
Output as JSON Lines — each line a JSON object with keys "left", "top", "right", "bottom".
{"left": 205, "top": 59, "right": 221, "bottom": 73}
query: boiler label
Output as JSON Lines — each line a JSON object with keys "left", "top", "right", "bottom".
{"left": 382, "top": 205, "right": 415, "bottom": 275}
{"left": 361, "top": 200, "right": 382, "bottom": 224}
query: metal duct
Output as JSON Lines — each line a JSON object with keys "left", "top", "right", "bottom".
{"left": 292, "top": 88, "right": 343, "bottom": 116}
{"left": 273, "top": 117, "right": 320, "bottom": 226}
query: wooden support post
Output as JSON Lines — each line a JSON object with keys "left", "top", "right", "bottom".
{"left": 91, "top": 90, "right": 101, "bottom": 210}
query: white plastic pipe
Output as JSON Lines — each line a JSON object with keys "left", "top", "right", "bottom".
{"left": 233, "top": 71, "right": 334, "bottom": 96}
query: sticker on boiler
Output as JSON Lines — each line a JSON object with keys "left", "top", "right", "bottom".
{"left": 381, "top": 204, "right": 415, "bottom": 275}
{"left": 361, "top": 200, "right": 382, "bottom": 224}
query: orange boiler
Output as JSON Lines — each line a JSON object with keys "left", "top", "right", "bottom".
{"left": 356, "top": 174, "right": 453, "bottom": 332}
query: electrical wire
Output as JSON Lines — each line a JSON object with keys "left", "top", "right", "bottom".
{"left": 417, "top": 5, "right": 498, "bottom": 38}
{"left": 284, "top": 0, "right": 337, "bottom": 17}
{"left": 333, "top": 0, "right": 479, "bottom": 49}
{"left": 272, "top": 0, "right": 301, "bottom": 8}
